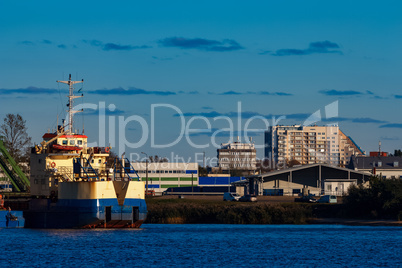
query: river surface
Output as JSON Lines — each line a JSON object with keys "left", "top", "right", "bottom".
{"left": 1, "top": 224, "right": 401, "bottom": 267}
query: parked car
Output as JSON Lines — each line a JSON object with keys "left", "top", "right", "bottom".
{"left": 317, "top": 195, "right": 337, "bottom": 203}
{"left": 294, "top": 195, "right": 317, "bottom": 203}
{"left": 223, "top": 192, "right": 241, "bottom": 201}
{"left": 239, "top": 194, "right": 257, "bottom": 202}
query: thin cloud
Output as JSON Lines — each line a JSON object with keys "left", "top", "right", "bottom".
{"left": 319, "top": 89, "right": 363, "bottom": 96}
{"left": 270, "top": 41, "right": 342, "bottom": 56}
{"left": 211, "top": 90, "right": 293, "bottom": 96}
{"left": 176, "top": 111, "right": 225, "bottom": 118}
{"left": 20, "top": 39, "right": 70, "bottom": 49}
{"left": 380, "top": 136, "right": 400, "bottom": 141}
{"left": 187, "top": 91, "right": 199, "bottom": 95}
{"left": 159, "top": 37, "right": 244, "bottom": 52}
{"left": 379, "top": 123, "right": 402, "bottom": 129}
{"left": 20, "top": 41, "right": 35, "bottom": 45}
{"left": 285, "top": 113, "right": 311, "bottom": 120}
{"left": 176, "top": 111, "right": 284, "bottom": 119}
{"left": 83, "top": 107, "right": 125, "bottom": 116}
{"left": 220, "top": 91, "right": 243, "bottom": 95}
{"left": 259, "top": 91, "right": 293, "bottom": 96}
{"left": 103, "top": 43, "right": 151, "bottom": 51}
{"left": 188, "top": 128, "right": 263, "bottom": 137}
{"left": 175, "top": 110, "right": 387, "bottom": 127}
{"left": 351, "top": 118, "right": 387, "bottom": 124}
{"left": 84, "top": 40, "right": 151, "bottom": 51}
{"left": 202, "top": 106, "right": 213, "bottom": 110}
{"left": 90, "top": 87, "right": 176, "bottom": 96}
{"left": 258, "top": 50, "right": 271, "bottom": 55}
{"left": 0, "top": 87, "right": 58, "bottom": 95}
{"left": 320, "top": 89, "right": 384, "bottom": 99}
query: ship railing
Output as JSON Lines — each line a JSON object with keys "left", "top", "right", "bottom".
{"left": 124, "top": 157, "right": 141, "bottom": 180}
{"left": 73, "top": 158, "right": 100, "bottom": 181}
{"left": 55, "top": 166, "right": 74, "bottom": 182}
{"left": 46, "top": 166, "right": 73, "bottom": 182}
{"left": 113, "top": 158, "right": 141, "bottom": 181}
{"left": 82, "top": 157, "right": 100, "bottom": 181}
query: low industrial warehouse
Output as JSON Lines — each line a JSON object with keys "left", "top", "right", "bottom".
{"left": 237, "top": 164, "right": 372, "bottom": 196}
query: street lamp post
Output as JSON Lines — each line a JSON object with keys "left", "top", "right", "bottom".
{"left": 228, "top": 166, "right": 231, "bottom": 192}
{"left": 141, "top": 152, "right": 148, "bottom": 195}
{"left": 191, "top": 172, "right": 194, "bottom": 195}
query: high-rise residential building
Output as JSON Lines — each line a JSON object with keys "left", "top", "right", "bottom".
{"left": 217, "top": 140, "right": 257, "bottom": 173}
{"left": 265, "top": 125, "right": 364, "bottom": 166}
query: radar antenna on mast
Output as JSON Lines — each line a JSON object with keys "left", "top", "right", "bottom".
{"left": 56, "top": 74, "right": 84, "bottom": 134}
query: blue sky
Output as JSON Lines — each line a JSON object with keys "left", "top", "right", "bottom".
{"left": 1, "top": 1, "right": 402, "bottom": 163}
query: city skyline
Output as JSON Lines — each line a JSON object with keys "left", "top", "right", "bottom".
{"left": 1, "top": 1, "right": 402, "bottom": 163}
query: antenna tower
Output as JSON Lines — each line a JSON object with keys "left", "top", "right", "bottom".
{"left": 56, "top": 74, "right": 84, "bottom": 134}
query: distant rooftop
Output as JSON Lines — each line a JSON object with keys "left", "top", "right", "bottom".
{"left": 349, "top": 155, "right": 402, "bottom": 170}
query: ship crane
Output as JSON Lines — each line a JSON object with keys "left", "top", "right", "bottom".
{"left": 35, "top": 129, "right": 66, "bottom": 154}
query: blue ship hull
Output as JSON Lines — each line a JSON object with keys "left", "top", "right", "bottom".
{"left": 24, "top": 198, "right": 147, "bottom": 228}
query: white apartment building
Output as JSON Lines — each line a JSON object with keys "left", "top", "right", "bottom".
{"left": 265, "top": 125, "right": 364, "bottom": 166}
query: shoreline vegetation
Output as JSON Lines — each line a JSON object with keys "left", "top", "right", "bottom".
{"left": 145, "top": 199, "right": 402, "bottom": 226}
{"left": 145, "top": 177, "right": 402, "bottom": 226}
{"left": 146, "top": 199, "right": 313, "bottom": 224}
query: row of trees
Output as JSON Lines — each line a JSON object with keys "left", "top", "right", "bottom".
{"left": 344, "top": 176, "right": 402, "bottom": 220}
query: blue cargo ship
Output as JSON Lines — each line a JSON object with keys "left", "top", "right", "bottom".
{"left": 23, "top": 75, "right": 147, "bottom": 228}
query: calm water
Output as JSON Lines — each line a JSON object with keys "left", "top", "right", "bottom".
{"left": 0, "top": 224, "right": 401, "bottom": 267}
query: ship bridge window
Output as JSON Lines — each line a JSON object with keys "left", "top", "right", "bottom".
{"left": 78, "top": 140, "right": 83, "bottom": 145}
{"left": 98, "top": 159, "right": 102, "bottom": 164}
{"left": 70, "top": 140, "right": 75, "bottom": 145}
{"left": 62, "top": 140, "right": 68, "bottom": 145}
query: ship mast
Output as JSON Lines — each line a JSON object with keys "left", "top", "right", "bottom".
{"left": 57, "top": 74, "right": 84, "bottom": 134}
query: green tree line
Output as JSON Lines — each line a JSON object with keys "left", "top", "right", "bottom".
{"left": 344, "top": 176, "right": 402, "bottom": 220}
